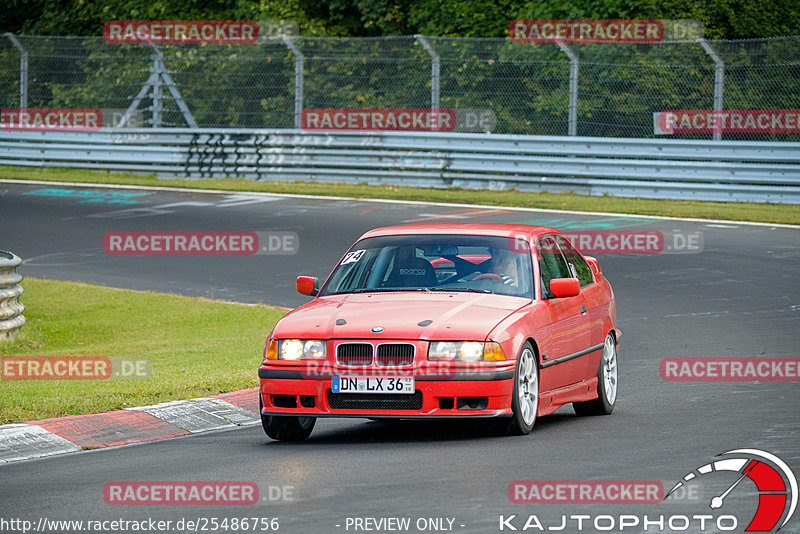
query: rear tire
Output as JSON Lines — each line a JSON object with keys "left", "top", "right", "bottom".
{"left": 573, "top": 332, "right": 618, "bottom": 416}
{"left": 259, "top": 394, "right": 316, "bottom": 441}
{"left": 506, "top": 342, "right": 539, "bottom": 435}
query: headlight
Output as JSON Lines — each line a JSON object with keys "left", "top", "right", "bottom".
{"left": 428, "top": 341, "right": 506, "bottom": 362}
{"left": 266, "top": 339, "right": 327, "bottom": 360}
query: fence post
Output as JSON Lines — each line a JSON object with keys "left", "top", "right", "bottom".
{"left": 698, "top": 38, "right": 725, "bottom": 141}
{"left": 280, "top": 34, "right": 304, "bottom": 129}
{"left": 556, "top": 42, "right": 579, "bottom": 136}
{"left": 415, "top": 35, "right": 440, "bottom": 112}
{"left": 151, "top": 54, "right": 163, "bottom": 127}
{"left": 5, "top": 33, "right": 28, "bottom": 109}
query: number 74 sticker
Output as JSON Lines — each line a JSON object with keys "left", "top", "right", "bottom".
{"left": 340, "top": 249, "right": 366, "bottom": 265}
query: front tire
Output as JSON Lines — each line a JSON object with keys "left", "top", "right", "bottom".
{"left": 259, "top": 394, "right": 316, "bottom": 441}
{"left": 506, "top": 342, "right": 539, "bottom": 435}
{"left": 574, "top": 332, "right": 618, "bottom": 416}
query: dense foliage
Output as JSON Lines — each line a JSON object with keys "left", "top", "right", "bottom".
{"left": 3, "top": 0, "right": 799, "bottom": 39}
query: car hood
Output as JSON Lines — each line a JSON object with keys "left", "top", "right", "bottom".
{"left": 274, "top": 292, "right": 531, "bottom": 341}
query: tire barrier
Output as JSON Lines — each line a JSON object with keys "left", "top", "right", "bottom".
{"left": 0, "top": 251, "right": 26, "bottom": 341}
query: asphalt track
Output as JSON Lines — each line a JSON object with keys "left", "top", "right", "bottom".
{"left": 1, "top": 180, "right": 799, "bottom": 534}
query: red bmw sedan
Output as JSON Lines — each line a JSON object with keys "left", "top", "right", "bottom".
{"left": 258, "top": 223, "right": 620, "bottom": 441}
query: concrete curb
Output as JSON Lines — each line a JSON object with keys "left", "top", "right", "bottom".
{"left": 0, "top": 388, "right": 260, "bottom": 465}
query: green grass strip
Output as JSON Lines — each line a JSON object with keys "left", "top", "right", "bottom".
{"left": 0, "top": 278, "right": 286, "bottom": 424}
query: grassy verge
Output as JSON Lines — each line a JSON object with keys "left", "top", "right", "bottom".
{"left": 0, "top": 278, "right": 286, "bottom": 424}
{"left": 1, "top": 166, "right": 798, "bottom": 225}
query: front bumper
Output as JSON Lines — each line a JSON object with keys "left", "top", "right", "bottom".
{"left": 258, "top": 365, "right": 515, "bottom": 418}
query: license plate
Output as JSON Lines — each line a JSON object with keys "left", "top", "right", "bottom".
{"left": 332, "top": 375, "right": 414, "bottom": 394}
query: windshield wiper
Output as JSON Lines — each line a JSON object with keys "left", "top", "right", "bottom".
{"left": 335, "top": 287, "right": 492, "bottom": 295}
{"left": 426, "top": 287, "right": 492, "bottom": 293}
{"left": 335, "top": 288, "right": 426, "bottom": 294}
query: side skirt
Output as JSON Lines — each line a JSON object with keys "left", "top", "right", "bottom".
{"left": 538, "top": 377, "right": 598, "bottom": 417}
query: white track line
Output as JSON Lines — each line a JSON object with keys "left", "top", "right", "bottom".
{"left": 2, "top": 178, "right": 797, "bottom": 229}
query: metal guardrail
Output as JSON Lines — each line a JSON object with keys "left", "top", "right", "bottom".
{"left": 0, "top": 251, "right": 25, "bottom": 341}
{"left": 1, "top": 129, "right": 799, "bottom": 203}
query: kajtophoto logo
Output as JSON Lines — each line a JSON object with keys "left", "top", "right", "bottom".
{"left": 500, "top": 450, "right": 796, "bottom": 531}
{"left": 665, "top": 449, "right": 798, "bottom": 532}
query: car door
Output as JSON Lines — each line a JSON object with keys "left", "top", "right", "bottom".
{"left": 555, "top": 235, "right": 608, "bottom": 378}
{"left": 535, "top": 234, "right": 592, "bottom": 390}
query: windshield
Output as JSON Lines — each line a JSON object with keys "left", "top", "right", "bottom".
{"left": 319, "top": 234, "right": 534, "bottom": 298}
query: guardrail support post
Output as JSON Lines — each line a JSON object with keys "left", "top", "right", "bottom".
{"left": 5, "top": 33, "right": 28, "bottom": 109}
{"left": 415, "top": 35, "right": 441, "bottom": 112}
{"left": 698, "top": 39, "right": 725, "bottom": 141}
{"left": 556, "top": 42, "right": 579, "bottom": 136}
{"left": 281, "top": 34, "right": 304, "bottom": 129}
{"left": 119, "top": 46, "right": 197, "bottom": 128}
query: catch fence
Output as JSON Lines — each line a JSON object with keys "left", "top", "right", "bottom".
{"left": 2, "top": 33, "right": 799, "bottom": 140}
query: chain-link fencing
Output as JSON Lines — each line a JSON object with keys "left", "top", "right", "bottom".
{"left": 1, "top": 33, "right": 798, "bottom": 140}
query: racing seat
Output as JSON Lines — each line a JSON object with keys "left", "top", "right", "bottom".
{"left": 385, "top": 257, "right": 438, "bottom": 289}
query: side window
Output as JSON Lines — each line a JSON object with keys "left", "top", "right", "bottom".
{"left": 328, "top": 248, "right": 380, "bottom": 292}
{"left": 536, "top": 235, "right": 572, "bottom": 298}
{"left": 555, "top": 235, "right": 594, "bottom": 287}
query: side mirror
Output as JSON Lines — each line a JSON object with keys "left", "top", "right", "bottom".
{"left": 296, "top": 276, "right": 319, "bottom": 296}
{"left": 549, "top": 277, "right": 580, "bottom": 298}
